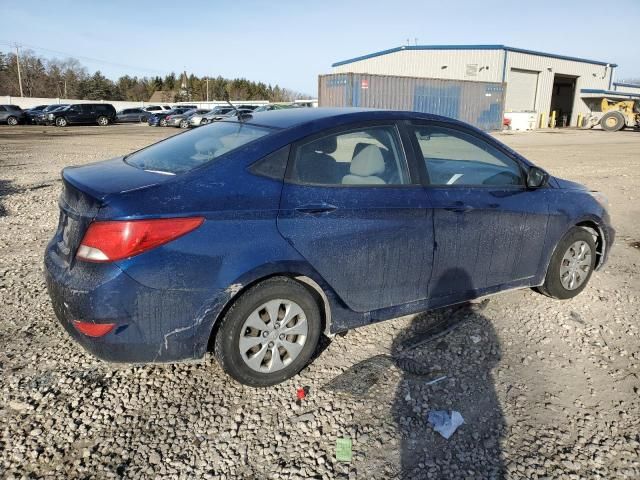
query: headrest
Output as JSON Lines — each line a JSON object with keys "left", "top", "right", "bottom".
{"left": 350, "top": 145, "right": 385, "bottom": 177}
{"left": 314, "top": 135, "right": 337, "bottom": 154}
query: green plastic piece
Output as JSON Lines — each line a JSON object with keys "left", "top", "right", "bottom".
{"left": 336, "top": 437, "right": 352, "bottom": 463}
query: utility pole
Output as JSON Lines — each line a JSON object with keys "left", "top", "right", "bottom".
{"left": 15, "top": 44, "right": 24, "bottom": 97}
{"left": 206, "top": 77, "right": 209, "bottom": 102}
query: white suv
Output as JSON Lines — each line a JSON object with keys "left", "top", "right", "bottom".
{"left": 143, "top": 105, "right": 172, "bottom": 114}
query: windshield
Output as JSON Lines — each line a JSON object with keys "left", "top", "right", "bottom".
{"left": 125, "top": 121, "right": 273, "bottom": 174}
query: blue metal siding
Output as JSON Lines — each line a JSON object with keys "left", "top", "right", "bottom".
{"left": 319, "top": 73, "right": 505, "bottom": 131}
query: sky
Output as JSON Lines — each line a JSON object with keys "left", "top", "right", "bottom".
{"left": 1, "top": 0, "right": 639, "bottom": 95}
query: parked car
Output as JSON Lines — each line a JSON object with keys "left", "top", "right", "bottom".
{"left": 49, "top": 103, "right": 116, "bottom": 127}
{"left": 44, "top": 108, "right": 614, "bottom": 387}
{"left": 116, "top": 108, "right": 150, "bottom": 123}
{"left": 166, "top": 109, "right": 210, "bottom": 128}
{"left": 143, "top": 105, "right": 172, "bottom": 115}
{"left": 36, "top": 104, "right": 70, "bottom": 125}
{"left": 24, "top": 104, "right": 49, "bottom": 124}
{"left": 253, "top": 104, "right": 297, "bottom": 113}
{"left": 147, "top": 107, "right": 194, "bottom": 127}
{"left": 0, "top": 104, "right": 26, "bottom": 125}
{"left": 195, "top": 108, "right": 253, "bottom": 126}
{"left": 189, "top": 106, "right": 235, "bottom": 127}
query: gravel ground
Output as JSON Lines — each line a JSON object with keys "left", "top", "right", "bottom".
{"left": 1, "top": 124, "right": 639, "bottom": 479}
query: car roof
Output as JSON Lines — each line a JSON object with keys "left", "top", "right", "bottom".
{"left": 242, "top": 107, "right": 460, "bottom": 129}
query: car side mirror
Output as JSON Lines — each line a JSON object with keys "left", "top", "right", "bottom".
{"left": 527, "top": 166, "right": 549, "bottom": 188}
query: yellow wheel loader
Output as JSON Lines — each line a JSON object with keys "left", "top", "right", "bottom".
{"left": 582, "top": 96, "right": 640, "bottom": 132}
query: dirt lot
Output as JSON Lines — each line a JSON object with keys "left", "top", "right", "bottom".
{"left": 1, "top": 124, "right": 639, "bottom": 479}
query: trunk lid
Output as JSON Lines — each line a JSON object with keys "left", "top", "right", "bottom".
{"left": 54, "top": 157, "right": 173, "bottom": 266}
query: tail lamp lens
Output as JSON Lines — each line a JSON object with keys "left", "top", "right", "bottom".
{"left": 76, "top": 217, "right": 204, "bottom": 263}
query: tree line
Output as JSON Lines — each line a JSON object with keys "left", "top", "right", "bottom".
{"left": 0, "top": 49, "right": 309, "bottom": 102}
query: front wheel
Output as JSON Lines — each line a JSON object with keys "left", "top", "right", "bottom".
{"left": 201, "top": 118, "right": 209, "bottom": 125}
{"left": 55, "top": 117, "right": 67, "bottom": 127}
{"left": 179, "top": 119, "right": 189, "bottom": 129}
{"left": 214, "top": 277, "right": 322, "bottom": 387}
{"left": 537, "top": 227, "right": 596, "bottom": 299}
{"left": 600, "top": 111, "right": 625, "bottom": 132}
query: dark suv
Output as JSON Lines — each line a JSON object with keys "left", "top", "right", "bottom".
{"left": 49, "top": 103, "right": 116, "bottom": 127}
{"left": 0, "top": 105, "right": 26, "bottom": 125}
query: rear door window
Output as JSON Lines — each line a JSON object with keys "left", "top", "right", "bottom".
{"left": 288, "top": 125, "right": 410, "bottom": 186}
{"left": 125, "top": 121, "right": 274, "bottom": 174}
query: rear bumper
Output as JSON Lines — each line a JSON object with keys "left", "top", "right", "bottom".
{"left": 44, "top": 242, "right": 223, "bottom": 363}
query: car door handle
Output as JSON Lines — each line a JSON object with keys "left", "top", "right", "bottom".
{"left": 295, "top": 203, "right": 337, "bottom": 215}
{"left": 444, "top": 203, "right": 474, "bottom": 213}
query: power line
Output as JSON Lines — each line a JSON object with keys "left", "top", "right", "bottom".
{"left": 0, "top": 40, "right": 164, "bottom": 75}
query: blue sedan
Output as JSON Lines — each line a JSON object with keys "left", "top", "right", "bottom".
{"left": 44, "top": 108, "right": 614, "bottom": 386}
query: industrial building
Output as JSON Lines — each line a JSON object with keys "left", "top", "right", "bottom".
{"left": 328, "top": 45, "right": 624, "bottom": 129}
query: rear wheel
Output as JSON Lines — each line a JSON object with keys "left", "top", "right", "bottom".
{"left": 159, "top": 118, "right": 168, "bottom": 127}
{"left": 7, "top": 116, "right": 18, "bottom": 126}
{"left": 600, "top": 111, "right": 626, "bottom": 132}
{"left": 537, "top": 227, "right": 596, "bottom": 299}
{"left": 97, "top": 116, "right": 109, "bottom": 126}
{"left": 214, "top": 277, "right": 322, "bottom": 387}
{"left": 55, "top": 117, "right": 67, "bottom": 127}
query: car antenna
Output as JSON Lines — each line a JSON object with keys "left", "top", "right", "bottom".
{"left": 224, "top": 92, "right": 249, "bottom": 122}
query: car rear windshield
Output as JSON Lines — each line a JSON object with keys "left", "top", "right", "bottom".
{"left": 125, "top": 121, "right": 273, "bottom": 174}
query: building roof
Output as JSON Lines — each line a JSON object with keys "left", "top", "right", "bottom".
{"left": 332, "top": 45, "right": 617, "bottom": 68}
{"left": 613, "top": 82, "right": 640, "bottom": 88}
{"left": 581, "top": 88, "right": 640, "bottom": 99}
{"left": 148, "top": 90, "right": 176, "bottom": 103}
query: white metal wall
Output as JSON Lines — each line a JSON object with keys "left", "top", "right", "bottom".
{"left": 332, "top": 48, "right": 504, "bottom": 83}
{"left": 613, "top": 83, "right": 640, "bottom": 95}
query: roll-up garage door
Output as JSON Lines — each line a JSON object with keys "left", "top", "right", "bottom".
{"left": 505, "top": 69, "right": 539, "bottom": 111}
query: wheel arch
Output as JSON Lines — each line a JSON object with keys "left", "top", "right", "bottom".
{"left": 204, "top": 266, "right": 335, "bottom": 354}
{"left": 575, "top": 219, "right": 606, "bottom": 270}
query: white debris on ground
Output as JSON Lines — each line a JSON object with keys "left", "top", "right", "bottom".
{"left": 1, "top": 125, "right": 639, "bottom": 479}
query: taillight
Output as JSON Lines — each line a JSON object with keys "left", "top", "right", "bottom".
{"left": 73, "top": 321, "right": 115, "bottom": 337}
{"left": 166, "top": 115, "right": 172, "bottom": 120}
{"left": 76, "top": 217, "right": 204, "bottom": 263}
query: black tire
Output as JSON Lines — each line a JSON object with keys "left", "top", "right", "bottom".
{"left": 214, "top": 277, "right": 322, "bottom": 387}
{"left": 537, "top": 227, "right": 597, "bottom": 300}
{"left": 7, "top": 116, "right": 18, "bottom": 126}
{"left": 201, "top": 118, "right": 209, "bottom": 125}
{"left": 55, "top": 117, "right": 67, "bottom": 127}
{"left": 159, "top": 118, "right": 168, "bottom": 127}
{"left": 179, "top": 119, "right": 189, "bottom": 129}
{"left": 97, "top": 115, "right": 109, "bottom": 126}
{"left": 600, "top": 111, "right": 625, "bottom": 132}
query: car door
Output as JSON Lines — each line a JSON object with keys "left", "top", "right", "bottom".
{"left": 408, "top": 122, "right": 549, "bottom": 300}
{"left": 277, "top": 122, "right": 434, "bottom": 313}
